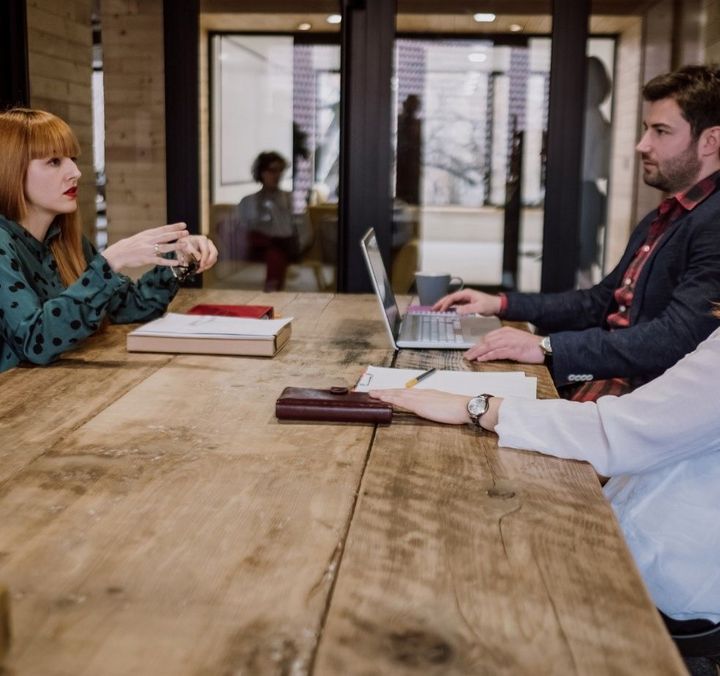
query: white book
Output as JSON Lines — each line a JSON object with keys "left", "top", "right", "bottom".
{"left": 127, "top": 313, "right": 293, "bottom": 357}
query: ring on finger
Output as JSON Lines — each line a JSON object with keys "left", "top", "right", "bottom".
{"left": 153, "top": 243, "right": 160, "bottom": 255}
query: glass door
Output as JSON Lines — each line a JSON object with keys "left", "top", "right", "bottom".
{"left": 203, "top": 11, "right": 341, "bottom": 293}
{"left": 391, "top": 7, "right": 619, "bottom": 294}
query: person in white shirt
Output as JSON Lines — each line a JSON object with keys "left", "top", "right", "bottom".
{"left": 237, "top": 151, "right": 296, "bottom": 292}
{"left": 370, "top": 324, "right": 720, "bottom": 675}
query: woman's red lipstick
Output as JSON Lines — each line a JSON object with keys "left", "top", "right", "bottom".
{"left": 64, "top": 187, "right": 78, "bottom": 198}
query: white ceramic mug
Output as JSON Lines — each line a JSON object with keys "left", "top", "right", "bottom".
{"left": 415, "top": 272, "right": 464, "bottom": 306}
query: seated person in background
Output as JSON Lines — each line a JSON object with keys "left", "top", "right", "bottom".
{"left": 369, "top": 319, "right": 720, "bottom": 676}
{"left": 238, "top": 151, "right": 296, "bottom": 292}
{"left": 435, "top": 65, "right": 720, "bottom": 401}
{"left": 0, "top": 108, "right": 218, "bottom": 372}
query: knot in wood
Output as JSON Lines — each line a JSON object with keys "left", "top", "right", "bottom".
{"left": 487, "top": 487, "right": 516, "bottom": 500}
{"left": 388, "top": 629, "right": 453, "bottom": 665}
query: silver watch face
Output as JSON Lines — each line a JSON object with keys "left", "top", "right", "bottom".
{"left": 467, "top": 395, "right": 489, "bottom": 418}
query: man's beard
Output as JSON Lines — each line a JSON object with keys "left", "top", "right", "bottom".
{"left": 642, "top": 141, "right": 701, "bottom": 193}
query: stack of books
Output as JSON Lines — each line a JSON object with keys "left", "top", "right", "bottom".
{"left": 127, "top": 305, "right": 291, "bottom": 357}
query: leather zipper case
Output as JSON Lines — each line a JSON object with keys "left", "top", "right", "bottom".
{"left": 275, "top": 386, "right": 393, "bottom": 424}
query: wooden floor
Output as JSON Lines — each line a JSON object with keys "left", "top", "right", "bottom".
{"left": 0, "top": 291, "right": 685, "bottom": 675}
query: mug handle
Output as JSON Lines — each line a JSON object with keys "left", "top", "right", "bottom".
{"left": 449, "top": 276, "right": 464, "bottom": 291}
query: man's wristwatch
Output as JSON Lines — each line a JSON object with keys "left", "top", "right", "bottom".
{"left": 467, "top": 393, "right": 494, "bottom": 428}
{"left": 539, "top": 335, "right": 553, "bottom": 357}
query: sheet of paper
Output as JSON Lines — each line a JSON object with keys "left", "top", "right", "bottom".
{"left": 355, "top": 366, "right": 537, "bottom": 399}
{"left": 130, "top": 313, "right": 292, "bottom": 339}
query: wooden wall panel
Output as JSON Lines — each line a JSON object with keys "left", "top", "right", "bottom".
{"left": 26, "top": 0, "right": 96, "bottom": 242}
{"left": 673, "top": 0, "right": 704, "bottom": 66}
{"left": 705, "top": 0, "right": 720, "bottom": 62}
{"left": 102, "top": 0, "right": 166, "bottom": 243}
{"left": 604, "top": 18, "right": 643, "bottom": 271}
{"left": 630, "top": 0, "right": 674, "bottom": 228}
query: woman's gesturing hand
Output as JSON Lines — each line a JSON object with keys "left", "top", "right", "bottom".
{"left": 101, "top": 222, "right": 189, "bottom": 272}
{"left": 176, "top": 235, "right": 219, "bottom": 274}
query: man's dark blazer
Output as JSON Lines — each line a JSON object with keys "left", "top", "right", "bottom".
{"left": 503, "top": 187, "right": 720, "bottom": 387}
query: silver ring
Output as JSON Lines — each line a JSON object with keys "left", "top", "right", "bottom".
{"left": 153, "top": 243, "right": 160, "bottom": 255}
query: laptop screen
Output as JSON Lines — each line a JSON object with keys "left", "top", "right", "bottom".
{"left": 360, "top": 228, "right": 402, "bottom": 340}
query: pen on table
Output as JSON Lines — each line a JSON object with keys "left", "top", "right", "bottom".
{"left": 405, "top": 367, "right": 437, "bottom": 389}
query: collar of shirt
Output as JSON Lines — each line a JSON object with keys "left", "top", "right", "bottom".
{"left": 0, "top": 217, "right": 61, "bottom": 251}
{"left": 646, "top": 169, "right": 720, "bottom": 239}
{"left": 605, "top": 170, "right": 720, "bottom": 331}
{"left": 674, "top": 169, "right": 720, "bottom": 212}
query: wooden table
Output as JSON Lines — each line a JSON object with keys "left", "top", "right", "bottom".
{"left": 0, "top": 291, "right": 685, "bottom": 675}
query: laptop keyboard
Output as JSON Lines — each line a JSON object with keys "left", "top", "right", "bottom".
{"left": 409, "top": 314, "right": 464, "bottom": 343}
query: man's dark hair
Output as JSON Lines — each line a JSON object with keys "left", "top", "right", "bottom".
{"left": 643, "top": 65, "right": 720, "bottom": 139}
{"left": 251, "top": 151, "right": 287, "bottom": 182}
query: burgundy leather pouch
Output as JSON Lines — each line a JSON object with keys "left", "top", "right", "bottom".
{"left": 275, "top": 386, "right": 393, "bottom": 424}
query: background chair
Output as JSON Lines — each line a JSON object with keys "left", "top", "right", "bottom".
{"left": 303, "top": 204, "right": 338, "bottom": 291}
{"left": 208, "top": 203, "right": 245, "bottom": 285}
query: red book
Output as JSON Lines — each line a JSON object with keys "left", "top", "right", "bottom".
{"left": 186, "top": 304, "right": 274, "bottom": 319}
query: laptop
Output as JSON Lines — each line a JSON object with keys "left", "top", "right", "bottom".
{"left": 360, "top": 228, "right": 501, "bottom": 349}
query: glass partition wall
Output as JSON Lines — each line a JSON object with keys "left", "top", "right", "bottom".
{"left": 201, "top": 5, "right": 620, "bottom": 294}
{"left": 390, "top": 36, "right": 550, "bottom": 292}
{"left": 207, "top": 28, "right": 340, "bottom": 292}
{"left": 390, "top": 27, "right": 616, "bottom": 293}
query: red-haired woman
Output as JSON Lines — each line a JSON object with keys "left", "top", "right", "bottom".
{"left": 0, "top": 107, "right": 218, "bottom": 371}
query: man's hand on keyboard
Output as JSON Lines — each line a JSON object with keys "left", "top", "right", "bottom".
{"left": 432, "top": 289, "right": 501, "bottom": 315}
{"left": 463, "top": 326, "right": 545, "bottom": 364}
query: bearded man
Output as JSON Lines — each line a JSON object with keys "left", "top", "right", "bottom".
{"left": 435, "top": 65, "right": 720, "bottom": 401}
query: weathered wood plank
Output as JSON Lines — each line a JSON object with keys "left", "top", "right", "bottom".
{"left": 0, "top": 293, "right": 392, "bottom": 674}
{"left": 0, "top": 292, "right": 683, "bottom": 673}
{"left": 313, "top": 349, "right": 686, "bottom": 674}
{"left": 0, "top": 290, "right": 286, "bottom": 486}
{"left": 0, "top": 328, "right": 172, "bottom": 485}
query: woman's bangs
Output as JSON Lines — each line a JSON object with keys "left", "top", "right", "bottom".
{"left": 28, "top": 116, "right": 80, "bottom": 160}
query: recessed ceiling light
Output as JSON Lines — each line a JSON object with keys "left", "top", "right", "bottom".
{"left": 297, "top": 22, "right": 312, "bottom": 31}
{"left": 473, "top": 12, "right": 496, "bottom": 23}
{"left": 509, "top": 23, "right": 523, "bottom": 32}
{"left": 326, "top": 14, "right": 342, "bottom": 25}
{"left": 468, "top": 52, "right": 487, "bottom": 63}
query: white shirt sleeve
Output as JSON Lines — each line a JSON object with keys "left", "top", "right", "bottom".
{"left": 495, "top": 328, "right": 720, "bottom": 476}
